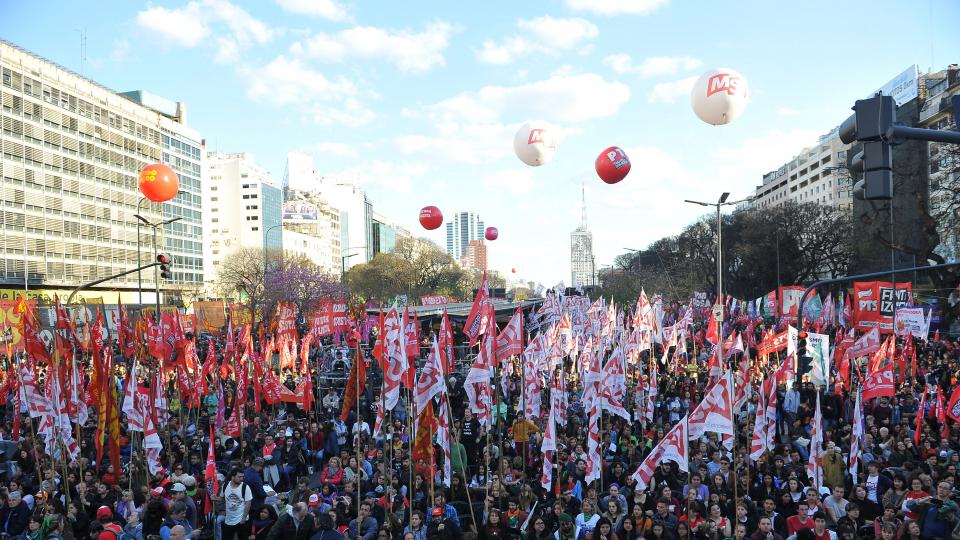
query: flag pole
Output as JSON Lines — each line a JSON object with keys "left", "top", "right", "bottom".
{"left": 355, "top": 340, "right": 362, "bottom": 516}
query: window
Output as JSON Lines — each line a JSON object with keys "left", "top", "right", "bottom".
{"left": 211, "top": 197, "right": 218, "bottom": 202}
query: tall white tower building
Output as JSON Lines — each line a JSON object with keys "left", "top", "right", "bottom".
{"left": 570, "top": 184, "right": 595, "bottom": 287}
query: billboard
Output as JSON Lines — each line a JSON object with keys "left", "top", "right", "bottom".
{"left": 852, "top": 281, "right": 912, "bottom": 332}
{"left": 282, "top": 201, "right": 319, "bottom": 221}
{"left": 870, "top": 65, "right": 919, "bottom": 106}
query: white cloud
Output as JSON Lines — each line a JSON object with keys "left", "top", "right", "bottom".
{"left": 647, "top": 76, "right": 697, "bottom": 104}
{"left": 565, "top": 0, "right": 670, "bottom": 16}
{"left": 604, "top": 54, "right": 701, "bottom": 78}
{"left": 135, "top": 0, "right": 274, "bottom": 62}
{"left": 275, "top": 0, "right": 349, "bottom": 21}
{"left": 241, "top": 56, "right": 374, "bottom": 127}
{"left": 477, "top": 16, "right": 598, "bottom": 65}
{"left": 290, "top": 21, "right": 455, "bottom": 74}
{"left": 425, "top": 72, "right": 630, "bottom": 124}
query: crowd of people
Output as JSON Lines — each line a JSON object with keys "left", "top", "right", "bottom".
{"left": 1, "top": 299, "right": 959, "bottom": 540}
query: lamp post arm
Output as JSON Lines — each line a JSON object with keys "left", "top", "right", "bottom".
{"left": 68, "top": 262, "right": 160, "bottom": 305}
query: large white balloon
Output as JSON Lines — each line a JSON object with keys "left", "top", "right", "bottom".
{"left": 513, "top": 121, "right": 558, "bottom": 166}
{"left": 690, "top": 68, "right": 750, "bottom": 125}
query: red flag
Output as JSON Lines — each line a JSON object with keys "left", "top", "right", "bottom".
{"left": 117, "top": 298, "right": 136, "bottom": 358}
{"left": 301, "top": 374, "right": 314, "bottom": 413}
{"left": 464, "top": 272, "right": 491, "bottom": 346}
{"left": 17, "top": 296, "right": 51, "bottom": 365}
{"left": 340, "top": 351, "right": 367, "bottom": 422}
{"left": 946, "top": 385, "right": 960, "bottom": 423}
{"left": 936, "top": 389, "right": 949, "bottom": 439}
{"left": 915, "top": 390, "right": 927, "bottom": 445}
{"left": 631, "top": 416, "right": 689, "bottom": 490}
{"left": 862, "top": 364, "right": 895, "bottom": 401}
{"left": 495, "top": 308, "right": 523, "bottom": 362}
{"left": 412, "top": 401, "right": 436, "bottom": 462}
{"left": 439, "top": 308, "right": 454, "bottom": 374}
{"left": 404, "top": 306, "right": 420, "bottom": 360}
{"left": 205, "top": 426, "right": 219, "bottom": 513}
{"left": 90, "top": 309, "right": 106, "bottom": 353}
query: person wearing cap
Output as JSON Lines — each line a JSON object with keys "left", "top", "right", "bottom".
{"left": 555, "top": 513, "right": 576, "bottom": 540}
{"left": 307, "top": 494, "right": 332, "bottom": 517}
{"left": 244, "top": 458, "right": 268, "bottom": 511}
{"left": 426, "top": 506, "right": 461, "bottom": 540}
{"left": 170, "top": 483, "right": 198, "bottom": 530}
{"left": 0, "top": 491, "right": 31, "bottom": 538}
{"left": 160, "top": 502, "right": 199, "bottom": 540}
{"left": 96, "top": 506, "right": 123, "bottom": 538}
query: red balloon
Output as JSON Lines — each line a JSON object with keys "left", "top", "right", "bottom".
{"left": 595, "top": 146, "right": 631, "bottom": 184}
{"left": 511, "top": 268, "right": 516, "bottom": 273}
{"left": 138, "top": 163, "right": 180, "bottom": 202}
{"left": 485, "top": 227, "right": 499, "bottom": 241}
{"left": 419, "top": 206, "right": 443, "bottom": 230}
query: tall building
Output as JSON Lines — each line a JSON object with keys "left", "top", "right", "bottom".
{"left": 570, "top": 184, "right": 595, "bottom": 287}
{"left": 919, "top": 64, "right": 960, "bottom": 263}
{"left": 371, "top": 211, "right": 399, "bottom": 256}
{"left": 751, "top": 128, "right": 854, "bottom": 211}
{"left": 0, "top": 40, "right": 203, "bottom": 301}
{"left": 445, "top": 212, "right": 484, "bottom": 261}
{"left": 282, "top": 190, "right": 341, "bottom": 274}
{"left": 204, "top": 152, "right": 281, "bottom": 282}
{"left": 462, "top": 239, "right": 488, "bottom": 271}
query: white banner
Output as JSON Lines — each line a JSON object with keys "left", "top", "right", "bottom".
{"left": 894, "top": 307, "right": 929, "bottom": 339}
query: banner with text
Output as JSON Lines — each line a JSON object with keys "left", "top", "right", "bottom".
{"left": 853, "top": 281, "right": 912, "bottom": 333}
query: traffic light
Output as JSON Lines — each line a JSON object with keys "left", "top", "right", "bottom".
{"left": 157, "top": 253, "right": 174, "bottom": 280}
{"left": 839, "top": 94, "right": 895, "bottom": 200}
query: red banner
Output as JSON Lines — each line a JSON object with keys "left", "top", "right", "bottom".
{"left": 757, "top": 328, "right": 790, "bottom": 357}
{"left": 852, "top": 281, "right": 912, "bottom": 333}
{"left": 778, "top": 286, "right": 805, "bottom": 322}
{"left": 420, "top": 295, "right": 450, "bottom": 306}
{"left": 276, "top": 302, "right": 297, "bottom": 340}
{"left": 332, "top": 300, "right": 348, "bottom": 332}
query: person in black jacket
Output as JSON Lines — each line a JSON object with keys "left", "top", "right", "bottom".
{"left": 266, "top": 503, "right": 316, "bottom": 540}
{"left": 427, "top": 507, "right": 462, "bottom": 540}
{"left": 0, "top": 491, "right": 32, "bottom": 538}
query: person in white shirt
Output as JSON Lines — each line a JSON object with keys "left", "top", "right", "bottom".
{"left": 221, "top": 468, "right": 253, "bottom": 540}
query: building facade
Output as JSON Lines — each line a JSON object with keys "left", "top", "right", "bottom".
{"left": 461, "top": 239, "right": 488, "bottom": 272}
{"left": 445, "top": 212, "right": 484, "bottom": 262}
{"left": 281, "top": 191, "right": 341, "bottom": 274}
{"left": 204, "top": 152, "right": 281, "bottom": 282}
{"left": 751, "top": 128, "right": 854, "bottom": 211}
{"left": 0, "top": 40, "right": 203, "bottom": 301}
{"left": 919, "top": 64, "right": 960, "bottom": 263}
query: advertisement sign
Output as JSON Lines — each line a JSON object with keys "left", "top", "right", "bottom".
{"left": 870, "top": 64, "right": 919, "bottom": 106}
{"left": 420, "top": 295, "right": 450, "bottom": 306}
{"left": 778, "top": 286, "right": 806, "bottom": 322}
{"left": 894, "top": 306, "right": 930, "bottom": 339}
{"left": 282, "top": 201, "right": 319, "bottom": 221}
{"left": 853, "top": 281, "right": 912, "bottom": 332}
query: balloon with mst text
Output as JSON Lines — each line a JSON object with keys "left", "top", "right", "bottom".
{"left": 595, "top": 146, "right": 631, "bottom": 184}
{"left": 513, "top": 121, "right": 558, "bottom": 166}
{"left": 419, "top": 206, "right": 443, "bottom": 230}
{"left": 690, "top": 68, "right": 750, "bottom": 125}
{"left": 138, "top": 163, "right": 180, "bottom": 202}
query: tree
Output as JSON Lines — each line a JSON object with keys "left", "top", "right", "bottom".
{"left": 346, "top": 237, "right": 469, "bottom": 302}
{"left": 216, "top": 247, "right": 268, "bottom": 321}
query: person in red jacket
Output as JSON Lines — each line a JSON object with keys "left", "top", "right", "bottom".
{"left": 320, "top": 457, "right": 345, "bottom": 487}
{"left": 786, "top": 502, "right": 814, "bottom": 537}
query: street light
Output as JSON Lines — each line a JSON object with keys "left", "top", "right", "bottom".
{"left": 683, "top": 193, "right": 751, "bottom": 325}
{"left": 341, "top": 246, "right": 368, "bottom": 284}
{"left": 134, "top": 213, "right": 182, "bottom": 311}
{"left": 264, "top": 224, "right": 284, "bottom": 272}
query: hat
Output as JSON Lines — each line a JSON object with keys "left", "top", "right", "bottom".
{"left": 431, "top": 507, "right": 444, "bottom": 517}
{"left": 559, "top": 513, "right": 573, "bottom": 523}
{"left": 308, "top": 494, "right": 320, "bottom": 507}
{"left": 609, "top": 483, "right": 620, "bottom": 490}
{"left": 151, "top": 487, "right": 165, "bottom": 497}
{"left": 365, "top": 491, "right": 378, "bottom": 499}
{"left": 171, "top": 483, "right": 187, "bottom": 493}
{"left": 182, "top": 476, "right": 197, "bottom": 488}
{"left": 96, "top": 506, "right": 113, "bottom": 520}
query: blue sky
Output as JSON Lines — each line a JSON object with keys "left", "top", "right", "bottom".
{"left": 3, "top": 0, "right": 959, "bottom": 287}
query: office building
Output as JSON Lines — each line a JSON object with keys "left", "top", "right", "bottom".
{"left": 919, "top": 64, "right": 960, "bottom": 263}
{"left": 461, "top": 239, "right": 488, "bottom": 272}
{"left": 204, "top": 152, "right": 282, "bottom": 282}
{"left": 0, "top": 39, "right": 203, "bottom": 301}
{"left": 570, "top": 185, "right": 595, "bottom": 287}
{"left": 281, "top": 190, "right": 341, "bottom": 274}
{"left": 371, "top": 210, "right": 398, "bottom": 256}
{"left": 445, "top": 212, "right": 484, "bottom": 261}
{"left": 751, "top": 128, "right": 854, "bottom": 211}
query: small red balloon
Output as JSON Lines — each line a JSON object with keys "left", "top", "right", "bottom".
{"left": 485, "top": 227, "right": 499, "bottom": 241}
{"left": 138, "top": 163, "right": 180, "bottom": 202}
{"left": 511, "top": 268, "right": 516, "bottom": 273}
{"left": 419, "top": 206, "right": 443, "bottom": 230}
{"left": 595, "top": 146, "right": 631, "bottom": 184}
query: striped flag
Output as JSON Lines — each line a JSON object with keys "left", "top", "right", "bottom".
{"left": 849, "top": 390, "right": 863, "bottom": 482}
{"left": 631, "top": 415, "right": 689, "bottom": 491}
{"left": 807, "top": 393, "right": 823, "bottom": 489}
{"left": 540, "top": 398, "right": 557, "bottom": 493}
{"left": 436, "top": 393, "right": 453, "bottom": 488}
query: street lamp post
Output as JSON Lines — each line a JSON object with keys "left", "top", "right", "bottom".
{"left": 134, "top": 214, "right": 182, "bottom": 311}
{"left": 264, "top": 224, "right": 284, "bottom": 272}
{"left": 340, "top": 246, "right": 368, "bottom": 284}
{"left": 683, "top": 193, "right": 751, "bottom": 321}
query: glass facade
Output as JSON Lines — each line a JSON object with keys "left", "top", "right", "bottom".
{"left": 161, "top": 130, "right": 204, "bottom": 285}
{"left": 261, "top": 182, "right": 282, "bottom": 251}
